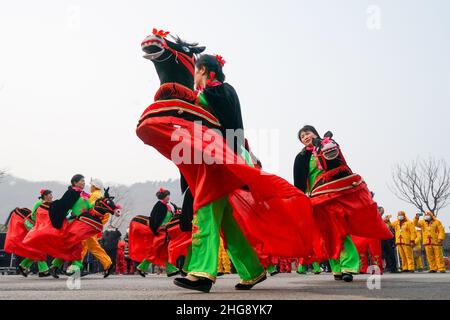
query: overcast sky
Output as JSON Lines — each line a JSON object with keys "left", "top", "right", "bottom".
{"left": 1, "top": 0, "right": 450, "bottom": 227}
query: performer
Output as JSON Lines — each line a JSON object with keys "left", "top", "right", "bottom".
{"left": 293, "top": 125, "right": 392, "bottom": 282}
{"left": 414, "top": 212, "right": 446, "bottom": 273}
{"left": 173, "top": 54, "right": 267, "bottom": 292}
{"left": 136, "top": 189, "right": 179, "bottom": 277}
{"left": 18, "top": 190, "right": 53, "bottom": 277}
{"left": 137, "top": 29, "right": 314, "bottom": 293}
{"left": 386, "top": 212, "right": 416, "bottom": 272}
{"left": 71, "top": 179, "right": 114, "bottom": 278}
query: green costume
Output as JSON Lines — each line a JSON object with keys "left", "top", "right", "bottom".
{"left": 297, "top": 261, "right": 321, "bottom": 274}
{"left": 20, "top": 200, "right": 49, "bottom": 274}
{"left": 181, "top": 117, "right": 265, "bottom": 283}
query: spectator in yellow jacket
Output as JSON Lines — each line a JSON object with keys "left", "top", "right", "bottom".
{"left": 413, "top": 229, "right": 423, "bottom": 272}
{"left": 388, "top": 211, "right": 416, "bottom": 272}
{"left": 414, "top": 212, "right": 446, "bottom": 273}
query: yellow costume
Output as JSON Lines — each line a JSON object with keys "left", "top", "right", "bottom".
{"left": 390, "top": 212, "right": 416, "bottom": 271}
{"left": 217, "top": 238, "right": 231, "bottom": 274}
{"left": 413, "top": 230, "right": 423, "bottom": 270}
{"left": 80, "top": 188, "right": 112, "bottom": 270}
{"left": 414, "top": 212, "right": 446, "bottom": 272}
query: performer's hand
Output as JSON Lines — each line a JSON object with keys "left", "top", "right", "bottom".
{"left": 410, "top": 242, "right": 415, "bottom": 247}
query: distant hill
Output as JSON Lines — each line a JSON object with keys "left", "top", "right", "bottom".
{"left": 0, "top": 174, "right": 183, "bottom": 234}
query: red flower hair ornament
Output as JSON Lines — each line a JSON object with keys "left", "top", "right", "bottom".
{"left": 152, "top": 28, "right": 170, "bottom": 38}
{"left": 215, "top": 55, "right": 226, "bottom": 67}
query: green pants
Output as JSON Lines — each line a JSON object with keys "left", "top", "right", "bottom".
{"left": 20, "top": 258, "right": 49, "bottom": 273}
{"left": 267, "top": 265, "right": 277, "bottom": 273}
{"left": 137, "top": 259, "right": 178, "bottom": 275}
{"left": 297, "top": 261, "right": 321, "bottom": 274}
{"left": 51, "top": 258, "right": 83, "bottom": 271}
{"left": 185, "top": 196, "right": 265, "bottom": 283}
{"left": 329, "top": 235, "right": 360, "bottom": 275}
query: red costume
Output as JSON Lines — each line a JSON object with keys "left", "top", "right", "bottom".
{"left": 352, "top": 236, "right": 383, "bottom": 274}
{"left": 4, "top": 208, "right": 47, "bottom": 261}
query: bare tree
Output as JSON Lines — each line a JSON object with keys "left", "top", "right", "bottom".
{"left": 107, "top": 185, "right": 134, "bottom": 232}
{"left": 390, "top": 157, "right": 450, "bottom": 216}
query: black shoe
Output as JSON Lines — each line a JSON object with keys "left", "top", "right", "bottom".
{"left": 180, "top": 270, "right": 188, "bottom": 277}
{"left": 39, "top": 271, "right": 51, "bottom": 278}
{"left": 334, "top": 275, "right": 343, "bottom": 281}
{"left": 235, "top": 274, "right": 267, "bottom": 290}
{"left": 18, "top": 265, "right": 29, "bottom": 278}
{"left": 314, "top": 271, "right": 322, "bottom": 275}
{"left": 270, "top": 270, "right": 280, "bottom": 277}
{"left": 49, "top": 266, "right": 60, "bottom": 279}
{"left": 103, "top": 265, "right": 114, "bottom": 278}
{"left": 342, "top": 273, "right": 353, "bottom": 282}
{"left": 81, "top": 271, "right": 90, "bottom": 278}
{"left": 174, "top": 277, "right": 213, "bottom": 293}
{"left": 167, "top": 270, "right": 181, "bottom": 278}
{"left": 440, "top": 271, "right": 447, "bottom": 274}
{"left": 409, "top": 270, "right": 415, "bottom": 273}
{"left": 296, "top": 271, "right": 307, "bottom": 275}
{"left": 217, "top": 272, "right": 225, "bottom": 277}
{"left": 137, "top": 268, "right": 147, "bottom": 278}
{"left": 429, "top": 270, "right": 437, "bottom": 273}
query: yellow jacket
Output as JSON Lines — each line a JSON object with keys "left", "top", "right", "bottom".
{"left": 414, "top": 231, "right": 422, "bottom": 250}
{"left": 391, "top": 217, "right": 416, "bottom": 245}
{"left": 414, "top": 213, "right": 445, "bottom": 246}
{"left": 90, "top": 189, "right": 110, "bottom": 226}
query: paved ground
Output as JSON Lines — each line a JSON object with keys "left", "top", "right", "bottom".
{"left": 1, "top": 272, "right": 450, "bottom": 300}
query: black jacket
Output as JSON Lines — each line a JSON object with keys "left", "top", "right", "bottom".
{"left": 149, "top": 201, "right": 169, "bottom": 236}
{"left": 293, "top": 149, "right": 312, "bottom": 193}
{"left": 49, "top": 187, "right": 81, "bottom": 229}
{"left": 204, "top": 83, "right": 245, "bottom": 154}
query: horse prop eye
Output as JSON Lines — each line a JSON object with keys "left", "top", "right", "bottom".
{"left": 182, "top": 46, "right": 190, "bottom": 53}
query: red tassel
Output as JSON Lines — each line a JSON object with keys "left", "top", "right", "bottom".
{"left": 39, "top": 189, "right": 46, "bottom": 195}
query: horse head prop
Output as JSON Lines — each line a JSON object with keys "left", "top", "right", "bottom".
{"left": 141, "top": 28, "right": 206, "bottom": 90}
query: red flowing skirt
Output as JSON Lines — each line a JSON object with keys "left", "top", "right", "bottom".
{"left": 4, "top": 213, "right": 47, "bottom": 261}
{"left": 136, "top": 100, "right": 314, "bottom": 261}
{"left": 166, "top": 223, "right": 191, "bottom": 266}
{"left": 23, "top": 209, "right": 101, "bottom": 261}
{"left": 128, "top": 216, "right": 155, "bottom": 263}
{"left": 309, "top": 174, "right": 393, "bottom": 260}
